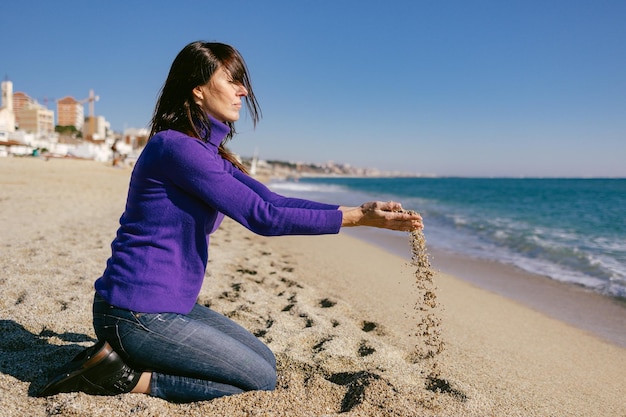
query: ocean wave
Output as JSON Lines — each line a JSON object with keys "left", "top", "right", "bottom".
{"left": 269, "top": 180, "right": 347, "bottom": 194}
{"left": 423, "top": 211, "right": 626, "bottom": 297}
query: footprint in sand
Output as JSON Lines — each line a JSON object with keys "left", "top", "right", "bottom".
{"left": 218, "top": 282, "right": 244, "bottom": 302}
{"left": 253, "top": 318, "right": 274, "bottom": 339}
{"left": 361, "top": 321, "right": 377, "bottom": 332}
{"left": 312, "top": 336, "right": 334, "bottom": 353}
{"left": 357, "top": 340, "right": 376, "bottom": 357}
{"left": 326, "top": 371, "right": 384, "bottom": 413}
{"left": 319, "top": 298, "right": 336, "bottom": 308}
{"left": 279, "top": 277, "right": 302, "bottom": 289}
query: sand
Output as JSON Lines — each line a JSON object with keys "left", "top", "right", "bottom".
{"left": 1, "top": 157, "right": 626, "bottom": 417}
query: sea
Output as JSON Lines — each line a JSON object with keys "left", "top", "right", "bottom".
{"left": 269, "top": 177, "right": 626, "bottom": 300}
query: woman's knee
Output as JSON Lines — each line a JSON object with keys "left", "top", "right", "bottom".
{"left": 257, "top": 364, "right": 277, "bottom": 391}
{"left": 243, "top": 352, "right": 276, "bottom": 392}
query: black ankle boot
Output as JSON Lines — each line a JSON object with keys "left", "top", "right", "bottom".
{"left": 38, "top": 340, "right": 142, "bottom": 397}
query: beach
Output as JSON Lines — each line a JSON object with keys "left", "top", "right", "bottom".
{"left": 1, "top": 157, "right": 625, "bottom": 416}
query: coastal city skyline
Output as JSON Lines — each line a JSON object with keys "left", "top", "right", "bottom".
{"left": 1, "top": 1, "right": 625, "bottom": 177}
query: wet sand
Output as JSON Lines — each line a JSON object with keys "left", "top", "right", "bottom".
{"left": 1, "top": 157, "right": 625, "bottom": 416}
{"left": 345, "top": 227, "right": 626, "bottom": 349}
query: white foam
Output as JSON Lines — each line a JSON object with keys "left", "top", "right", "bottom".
{"left": 269, "top": 181, "right": 346, "bottom": 194}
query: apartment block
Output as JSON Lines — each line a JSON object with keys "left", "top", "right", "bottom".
{"left": 13, "top": 91, "right": 55, "bottom": 135}
{"left": 57, "top": 96, "right": 84, "bottom": 129}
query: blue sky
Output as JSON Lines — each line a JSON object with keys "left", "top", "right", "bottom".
{"left": 2, "top": 1, "right": 625, "bottom": 177}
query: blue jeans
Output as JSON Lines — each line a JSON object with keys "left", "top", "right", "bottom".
{"left": 92, "top": 293, "right": 276, "bottom": 403}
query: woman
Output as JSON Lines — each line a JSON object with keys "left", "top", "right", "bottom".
{"left": 39, "top": 41, "right": 422, "bottom": 403}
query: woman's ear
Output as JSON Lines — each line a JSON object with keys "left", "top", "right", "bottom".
{"left": 192, "top": 86, "right": 203, "bottom": 103}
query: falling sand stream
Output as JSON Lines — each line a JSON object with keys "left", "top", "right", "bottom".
{"left": 405, "top": 210, "right": 466, "bottom": 406}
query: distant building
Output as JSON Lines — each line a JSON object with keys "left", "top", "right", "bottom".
{"left": 12, "top": 91, "right": 30, "bottom": 111}
{"left": 123, "top": 127, "right": 149, "bottom": 149}
{"left": 57, "top": 96, "right": 84, "bottom": 129}
{"left": 13, "top": 91, "right": 54, "bottom": 135}
{"left": 83, "top": 115, "right": 109, "bottom": 141}
{"left": 0, "top": 80, "right": 16, "bottom": 136}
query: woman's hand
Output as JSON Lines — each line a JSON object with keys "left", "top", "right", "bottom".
{"left": 339, "top": 201, "right": 423, "bottom": 231}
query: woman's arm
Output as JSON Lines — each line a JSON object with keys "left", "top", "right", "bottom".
{"left": 233, "top": 171, "right": 422, "bottom": 232}
{"left": 232, "top": 171, "right": 423, "bottom": 232}
{"left": 161, "top": 138, "right": 342, "bottom": 236}
{"left": 160, "top": 136, "right": 421, "bottom": 235}
{"left": 232, "top": 169, "right": 338, "bottom": 210}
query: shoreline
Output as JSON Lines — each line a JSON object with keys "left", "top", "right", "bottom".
{"left": 342, "top": 227, "right": 626, "bottom": 349}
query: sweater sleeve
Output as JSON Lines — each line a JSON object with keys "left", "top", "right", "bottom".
{"left": 231, "top": 168, "right": 340, "bottom": 210}
{"left": 161, "top": 137, "right": 342, "bottom": 236}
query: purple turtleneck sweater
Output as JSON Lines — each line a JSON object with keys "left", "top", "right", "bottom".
{"left": 95, "top": 118, "right": 342, "bottom": 314}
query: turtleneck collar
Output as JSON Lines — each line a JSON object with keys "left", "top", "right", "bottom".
{"left": 206, "top": 114, "right": 231, "bottom": 147}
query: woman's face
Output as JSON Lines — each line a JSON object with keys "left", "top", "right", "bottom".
{"left": 193, "top": 66, "right": 248, "bottom": 123}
